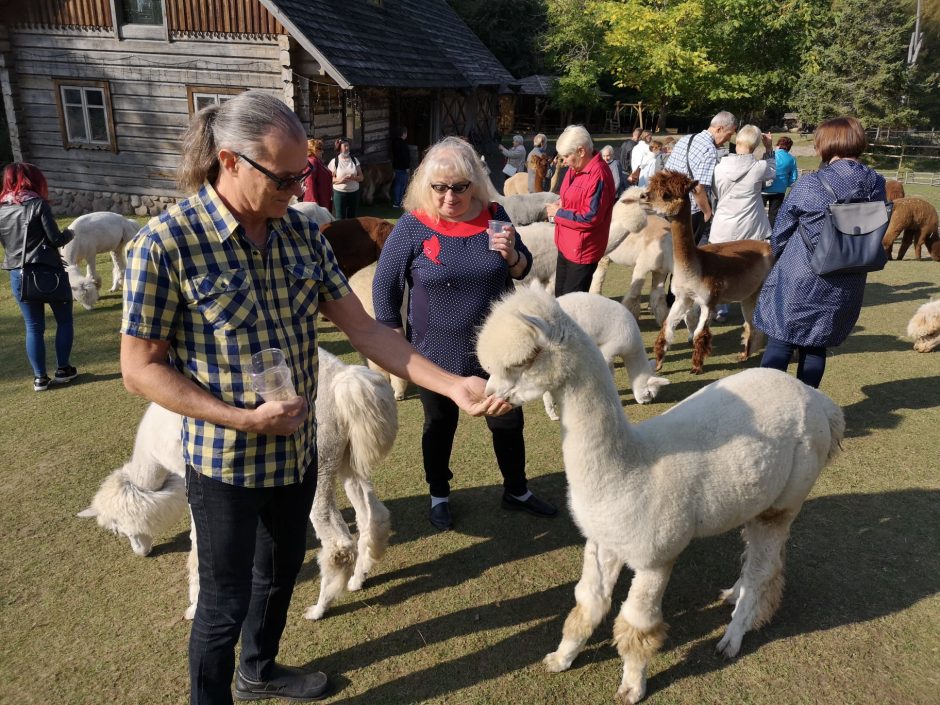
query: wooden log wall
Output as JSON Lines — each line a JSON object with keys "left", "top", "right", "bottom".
{"left": 14, "top": 0, "right": 112, "bottom": 30}
{"left": 9, "top": 30, "right": 283, "bottom": 196}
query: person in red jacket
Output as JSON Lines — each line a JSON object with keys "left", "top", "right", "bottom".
{"left": 546, "top": 125, "right": 616, "bottom": 295}
{"left": 301, "top": 138, "right": 333, "bottom": 211}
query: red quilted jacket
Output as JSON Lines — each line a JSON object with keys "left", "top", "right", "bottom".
{"left": 554, "top": 152, "right": 615, "bottom": 264}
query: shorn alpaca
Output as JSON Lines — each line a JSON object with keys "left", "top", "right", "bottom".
{"left": 496, "top": 191, "right": 559, "bottom": 226}
{"left": 647, "top": 170, "right": 774, "bottom": 374}
{"left": 79, "top": 349, "right": 397, "bottom": 620}
{"left": 588, "top": 188, "right": 674, "bottom": 324}
{"left": 476, "top": 288, "right": 844, "bottom": 704}
{"left": 542, "top": 292, "right": 669, "bottom": 419}
{"left": 907, "top": 299, "right": 940, "bottom": 352}
{"left": 61, "top": 211, "right": 140, "bottom": 308}
{"left": 881, "top": 197, "right": 940, "bottom": 262}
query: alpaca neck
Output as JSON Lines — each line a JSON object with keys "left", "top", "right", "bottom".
{"left": 670, "top": 197, "right": 700, "bottom": 269}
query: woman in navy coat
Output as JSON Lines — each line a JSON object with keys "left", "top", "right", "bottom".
{"left": 754, "top": 116, "right": 886, "bottom": 388}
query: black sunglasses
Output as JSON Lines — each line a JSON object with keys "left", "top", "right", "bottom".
{"left": 430, "top": 181, "right": 472, "bottom": 194}
{"left": 236, "top": 152, "right": 312, "bottom": 191}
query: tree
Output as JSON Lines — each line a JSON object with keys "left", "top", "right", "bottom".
{"left": 447, "top": 0, "right": 549, "bottom": 78}
{"left": 542, "top": 0, "right": 606, "bottom": 124}
{"left": 793, "top": 0, "right": 925, "bottom": 127}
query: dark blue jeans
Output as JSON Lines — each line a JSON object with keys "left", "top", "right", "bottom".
{"left": 760, "top": 337, "right": 827, "bottom": 389}
{"left": 392, "top": 169, "right": 409, "bottom": 206}
{"left": 9, "top": 267, "right": 74, "bottom": 377}
{"left": 186, "top": 464, "right": 317, "bottom": 705}
{"left": 554, "top": 253, "right": 599, "bottom": 297}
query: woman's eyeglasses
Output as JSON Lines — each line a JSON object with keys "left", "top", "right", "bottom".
{"left": 236, "top": 152, "right": 312, "bottom": 191}
{"left": 430, "top": 181, "right": 472, "bottom": 194}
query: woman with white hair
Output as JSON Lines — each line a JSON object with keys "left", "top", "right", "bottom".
{"left": 600, "top": 144, "right": 626, "bottom": 197}
{"left": 499, "top": 134, "right": 526, "bottom": 175}
{"left": 709, "top": 124, "right": 775, "bottom": 321}
{"left": 526, "top": 133, "right": 548, "bottom": 192}
{"left": 545, "top": 125, "right": 616, "bottom": 295}
{"left": 373, "top": 136, "right": 557, "bottom": 531}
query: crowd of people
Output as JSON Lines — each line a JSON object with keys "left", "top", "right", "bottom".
{"left": 0, "top": 89, "right": 891, "bottom": 703}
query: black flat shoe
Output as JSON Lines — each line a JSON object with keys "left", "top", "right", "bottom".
{"left": 234, "top": 663, "right": 330, "bottom": 702}
{"left": 502, "top": 491, "right": 558, "bottom": 518}
{"left": 429, "top": 502, "right": 453, "bottom": 531}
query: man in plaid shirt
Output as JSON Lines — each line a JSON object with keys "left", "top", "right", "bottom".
{"left": 121, "top": 92, "right": 508, "bottom": 705}
{"left": 665, "top": 111, "right": 737, "bottom": 244}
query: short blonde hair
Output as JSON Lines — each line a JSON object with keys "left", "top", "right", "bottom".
{"left": 307, "top": 138, "right": 323, "bottom": 157}
{"left": 402, "top": 136, "right": 499, "bottom": 217}
{"left": 533, "top": 133, "right": 547, "bottom": 148}
{"left": 556, "top": 125, "right": 593, "bottom": 157}
{"left": 735, "top": 125, "right": 762, "bottom": 153}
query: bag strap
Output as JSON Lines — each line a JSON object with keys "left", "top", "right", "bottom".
{"left": 19, "top": 200, "right": 32, "bottom": 269}
{"left": 816, "top": 170, "right": 840, "bottom": 202}
{"left": 685, "top": 134, "right": 696, "bottom": 177}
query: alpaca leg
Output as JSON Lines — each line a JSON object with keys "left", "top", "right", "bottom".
{"left": 343, "top": 475, "right": 391, "bottom": 591}
{"left": 304, "top": 464, "right": 356, "bottom": 620}
{"left": 716, "top": 510, "right": 796, "bottom": 658}
{"left": 542, "top": 391, "right": 560, "bottom": 421}
{"left": 185, "top": 515, "right": 199, "bottom": 620}
{"left": 86, "top": 260, "right": 102, "bottom": 290}
{"left": 110, "top": 249, "right": 126, "bottom": 292}
{"left": 654, "top": 298, "right": 692, "bottom": 371}
{"left": 648, "top": 271, "right": 669, "bottom": 326}
{"left": 896, "top": 231, "right": 914, "bottom": 261}
{"left": 737, "top": 294, "right": 763, "bottom": 362}
{"left": 620, "top": 270, "right": 647, "bottom": 322}
{"left": 689, "top": 305, "right": 712, "bottom": 374}
{"left": 613, "top": 565, "right": 672, "bottom": 704}
{"left": 589, "top": 256, "right": 610, "bottom": 295}
{"left": 544, "top": 541, "right": 623, "bottom": 672}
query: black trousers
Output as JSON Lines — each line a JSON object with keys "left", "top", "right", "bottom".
{"left": 692, "top": 210, "right": 710, "bottom": 245}
{"left": 763, "top": 193, "right": 786, "bottom": 228}
{"left": 417, "top": 386, "right": 527, "bottom": 497}
{"left": 554, "top": 253, "right": 599, "bottom": 297}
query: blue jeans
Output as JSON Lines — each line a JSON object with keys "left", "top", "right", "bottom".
{"left": 9, "top": 268, "right": 74, "bottom": 377}
{"left": 392, "top": 169, "right": 409, "bottom": 206}
{"left": 760, "top": 337, "right": 827, "bottom": 388}
{"left": 187, "top": 464, "right": 317, "bottom": 705}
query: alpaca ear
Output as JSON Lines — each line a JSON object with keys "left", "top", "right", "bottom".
{"left": 520, "top": 313, "right": 554, "bottom": 347}
{"left": 648, "top": 375, "right": 670, "bottom": 390}
{"left": 77, "top": 507, "right": 98, "bottom": 518}
{"left": 687, "top": 179, "right": 699, "bottom": 194}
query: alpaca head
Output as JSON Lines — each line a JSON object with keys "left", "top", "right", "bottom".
{"left": 477, "top": 288, "right": 581, "bottom": 405}
{"left": 66, "top": 264, "right": 99, "bottom": 310}
{"left": 632, "top": 362, "right": 671, "bottom": 404}
{"left": 77, "top": 502, "right": 154, "bottom": 557}
{"left": 369, "top": 218, "right": 394, "bottom": 250}
{"left": 642, "top": 170, "right": 697, "bottom": 218}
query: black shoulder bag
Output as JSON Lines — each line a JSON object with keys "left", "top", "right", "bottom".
{"left": 19, "top": 212, "right": 72, "bottom": 304}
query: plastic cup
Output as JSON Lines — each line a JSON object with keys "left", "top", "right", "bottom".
{"left": 487, "top": 219, "right": 512, "bottom": 251}
{"left": 248, "top": 348, "right": 296, "bottom": 402}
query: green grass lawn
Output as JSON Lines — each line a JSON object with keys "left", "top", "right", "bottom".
{"left": 0, "top": 229, "right": 938, "bottom": 704}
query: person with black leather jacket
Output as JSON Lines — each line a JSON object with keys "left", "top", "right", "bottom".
{"left": 0, "top": 162, "right": 77, "bottom": 391}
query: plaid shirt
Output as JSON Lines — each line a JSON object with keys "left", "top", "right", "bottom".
{"left": 665, "top": 130, "right": 719, "bottom": 214}
{"left": 122, "top": 183, "right": 350, "bottom": 487}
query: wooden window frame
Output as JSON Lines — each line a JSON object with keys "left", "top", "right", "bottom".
{"left": 52, "top": 79, "right": 118, "bottom": 153}
{"left": 186, "top": 85, "right": 245, "bottom": 115}
{"left": 110, "top": 0, "right": 169, "bottom": 41}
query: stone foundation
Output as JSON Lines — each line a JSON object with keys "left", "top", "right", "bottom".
{"left": 50, "top": 187, "right": 178, "bottom": 218}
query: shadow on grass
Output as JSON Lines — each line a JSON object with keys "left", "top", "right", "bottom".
{"left": 308, "top": 488, "right": 938, "bottom": 703}
{"left": 864, "top": 280, "right": 940, "bottom": 305}
{"left": 841, "top": 376, "right": 940, "bottom": 438}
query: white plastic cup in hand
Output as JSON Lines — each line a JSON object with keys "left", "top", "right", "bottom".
{"left": 487, "top": 220, "right": 512, "bottom": 251}
{"left": 249, "top": 348, "right": 296, "bottom": 402}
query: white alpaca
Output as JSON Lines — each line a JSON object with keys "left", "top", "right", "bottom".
{"left": 907, "top": 299, "right": 940, "bottom": 352}
{"left": 65, "top": 264, "right": 100, "bottom": 311}
{"left": 78, "top": 349, "right": 397, "bottom": 621}
{"left": 518, "top": 199, "right": 647, "bottom": 292}
{"left": 289, "top": 201, "right": 335, "bottom": 227}
{"left": 61, "top": 212, "right": 139, "bottom": 307}
{"left": 541, "top": 292, "right": 669, "bottom": 420}
{"left": 496, "top": 192, "right": 560, "bottom": 226}
{"left": 589, "top": 189, "right": 674, "bottom": 325}
{"left": 476, "top": 288, "right": 844, "bottom": 704}
{"left": 346, "top": 263, "right": 409, "bottom": 400}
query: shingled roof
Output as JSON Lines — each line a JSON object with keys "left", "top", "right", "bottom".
{"left": 260, "top": 0, "right": 516, "bottom": 90}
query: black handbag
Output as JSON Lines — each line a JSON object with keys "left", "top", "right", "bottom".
{"left": 799, "top": 171, "right": 891, "bottom": 276}
{"left": 18, "top": 217, "right": 72, "bottom": 304}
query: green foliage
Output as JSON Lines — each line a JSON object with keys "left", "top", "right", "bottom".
{"left": 543, "top": 0, "right": 605, "bottom": 112}
{"left": 447, "top": 0, "right": 549, "bottom": 78}
{"left": 792, "top": 0, "right": 924, "bottom": 126}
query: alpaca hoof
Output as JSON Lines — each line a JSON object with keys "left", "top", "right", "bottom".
{"left": 347, "top": 574, "right": 365, "bottom": 592}
{"left": 184, "top": 604, "right": 196, "bottom": 620}
{"left": 394, "top": 392, "right": 405, "bottom": 401}
{"left": 547, "top": 408, "right": 560, "bottom": 421}
{"left": 716, "top": 631, "right": 743, "bottom": 659}
{"left": 736, "top": 352, "right": 749, "bottom": 362}
{"left": 304, "top": 605, "right": 326, "bottom": 621}
{"left": 690, "top": 366, "right": 704, "bottom": 375}
{"left": 654, "top": 359, "right": 664, "bottom": 372}
{"left": 719, "top": 588, "right": 737, "bottom": 605}
{"left": 543, "top": 651, "right": 572, "bottom": 673}
{"left": 615, "top": 683, "right": 646, "bottom": 704}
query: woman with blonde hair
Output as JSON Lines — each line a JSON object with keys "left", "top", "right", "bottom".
{"left": 373, "top": 136, "right": 556, "bottom": 531}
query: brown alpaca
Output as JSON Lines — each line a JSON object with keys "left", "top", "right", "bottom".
{"left": 503, "top": 154, "right": 550, "bottom": 196}
{"left": 882, "top": 197, "right": 940, "bottom": 261}
{"left": 320, "top": 216, "right": 393, "bottom": 278}
{"left": 886, "top": 179, "right": 905, "bottom": 202}
{"left": 644, "top": 171, "right": 774, "bottom": 374}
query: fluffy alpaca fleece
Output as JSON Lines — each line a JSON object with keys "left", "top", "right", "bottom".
{"left": 319, "top": 216, "right": 394, "bottom": 279}
{"left": 361, "top": 161, "right": 394, "bottom": 205}
{"left": 517, "top": 199, "right": 647, "bottom": 292}
{"left": 647, "top": 170, "right": 773, "bottom": 374}
{"left": 502, "top": 154, "right": 550, "bottom": 196}
{"left": 289, "top": 201, "right": 335, "bottom": 228}
{"left": 496, "top": 191, "right": 560, "bottom": 226}
{"left": 346, "top": 263, "right": 409, "bottom": 400}
{"left": 79, "top": 350, "right": 397, "bottom": 620}
{"left": 907, "top": 299, "right": 940, "bottom": 352}
{"left": 589, "top": 188, "right": 674, "bottom": 325}
{"left": 61, "top": 211, "right": 140, "bottom": 308}
{"left": 885, "top": 179, "right": 905, "bottom": 202}
{"left": 541, "top": 292, "right": 669, "bottom": 419}
{"left": 65, "top": 264, "right": 99, "bottom": 310}
{"left": 476, "top": 287, "right": 844, "bottom": 704}
{"left": 881, "top": 197, "right": 940, "bottom": 262}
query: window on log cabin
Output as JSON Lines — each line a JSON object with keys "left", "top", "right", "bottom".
{"left": 120, "top": 0, "right": 163, "bottom": 25}
{"left": 187, "top": 86, "right": 245, "bottom": 115}
{"left": 53, "top": 80, "right": 117, "bottom": 152}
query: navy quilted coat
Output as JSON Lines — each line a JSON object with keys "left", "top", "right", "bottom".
{"left": 754, "top": 159, "right": 886, "bottom": 347}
